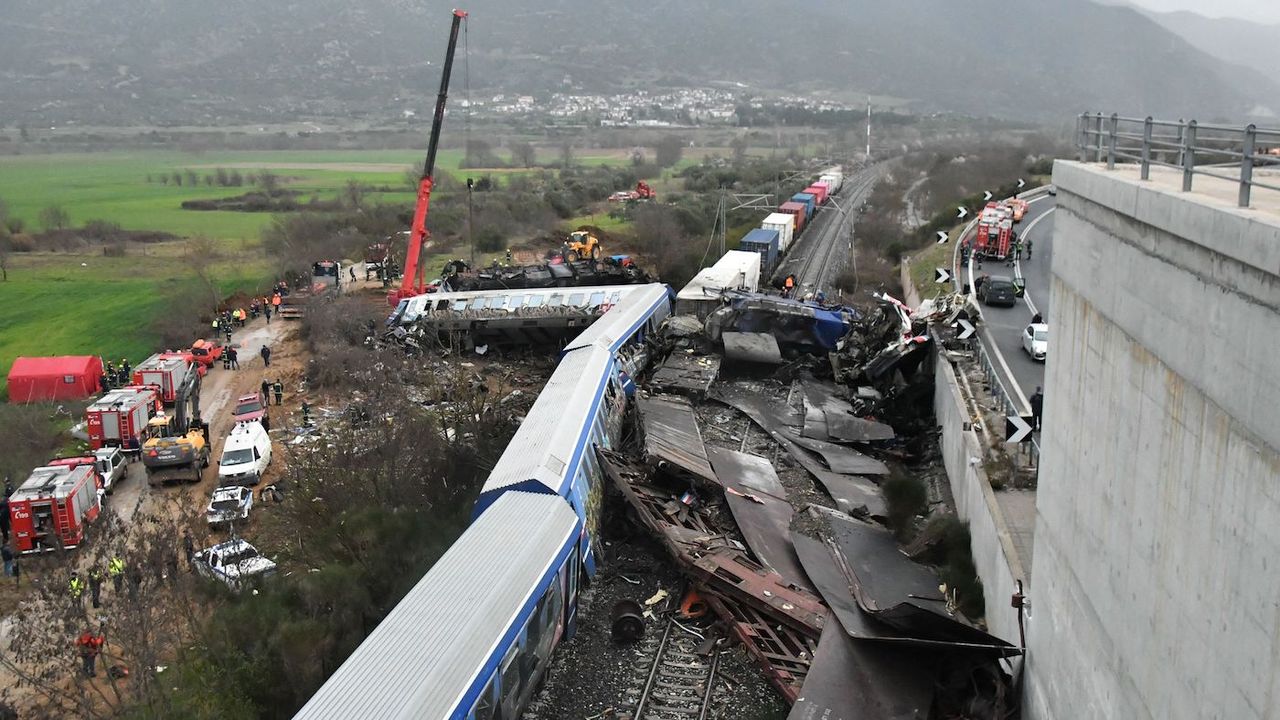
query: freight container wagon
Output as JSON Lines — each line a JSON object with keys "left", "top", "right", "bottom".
{"left": 9, "top": 464, "right": 101, "bottom": 553}
{"left": 87, "top": 387, "right": 158, "bottom": 451}
{"left": 791, "top": 193, "right": 816, "bottom": 221}
{"left": 779, "top": 202, "right": 808, "bottom": 233}
{"left": 132, "top": 353, "right": 194, "bottom": 404}
{"left": 820, "top": 171, "right": 843, "bottom": 194}
{"left": 804, "top": 184, "right": 828, "bottom": 206}
{"left": 761, "top": 212, "right": 796, "bottom": 253}
{"left": 738, "top": 228, "right": 780, "bottom": 271}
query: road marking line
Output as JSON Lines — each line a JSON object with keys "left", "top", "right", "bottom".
{"left": 1014, "top": 206, "right": 1055, "bottom": 318}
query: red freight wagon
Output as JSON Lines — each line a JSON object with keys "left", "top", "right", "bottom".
{"left": 132, "top": 353, "right": 194, "bottom": 403}
{"left": 9, "top": 464, "right": 102, "bottom": 553}
{"left": 779, "top": 202, "right": 808, "bottom": 233}
{"left": 804, "top": 184, "right": 828, "bottom": 205}
{"left": 86, "top": 387, "right": 158, "bottom": 450}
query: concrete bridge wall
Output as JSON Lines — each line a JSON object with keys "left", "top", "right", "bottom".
{"left": 1024, "top": 161, "right": 1280, "bottom": 720}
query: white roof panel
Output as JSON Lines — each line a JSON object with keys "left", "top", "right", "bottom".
{"left": 561, "top": 283, "right": 670, "bottom": 354}
{"left": 676, "top": 251, "right": 762, "bottom": 301}
{"left": 293, "top": 491, "right": 578, "bottom": 720}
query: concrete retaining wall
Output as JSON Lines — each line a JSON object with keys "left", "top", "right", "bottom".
{"left": 1023, "top": 162, "right": 1280, "bottom": 720}
{"left": 932, "top": 355, "right": 1026, "bottom": 646}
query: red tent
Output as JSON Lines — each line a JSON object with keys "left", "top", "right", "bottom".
{"left": 6, "top": 356, "right": 104, "bottom": 404}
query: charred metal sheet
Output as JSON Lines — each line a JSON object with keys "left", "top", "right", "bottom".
{"left": 724, "top": 489, "right": 815, "bottom": 595}
{"left": 801, "top": 381, "right": 895, "bottom": 443}
{"left": 786, "top": 442, "right": 886, "bottom": 520}
{"left": 650, "top": 353, "right": 721, "bottom": 396}
{"left": 598, "top": 449, "right": 723, "bottom": 562}
{"left": 823, "top": 510, "right": 1019, "bottom": 656}
{"left": 722, "top": 331, "right": 784, "bottom": 364}
{"left": 691, "top": 549, "right": 826, "bottom": 638}
{"left": 712, "top": 387, "right": 888, "bottom": 475}
{"left": 780, "top": 427, "right": 888, "bottom": 475}
{"left": 702, "top": 591, "right": 816, "bottom": 703}
{"left": 787, "top": 614, "right": 934, "bottom": 720}
{"left": 638, "top": 394, "right": 717, "bottom": 483}
{"left": 705, "top": 446, "right": 786, "bottom": 499}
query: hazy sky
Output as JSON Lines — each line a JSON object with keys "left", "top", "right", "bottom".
{"left": 1125, "top": 0, "right": 1280, "bottom": 23}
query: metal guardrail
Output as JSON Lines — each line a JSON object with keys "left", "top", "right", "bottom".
{"left": 1076, "top": 112, "right": 1280, "bottom": 207}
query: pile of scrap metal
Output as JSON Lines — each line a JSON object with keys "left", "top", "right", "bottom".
{"left": 832, "top": 291, "right": 974, "bottom": 390}
{"left": 604, "top": 390, "right": 1019, "bottom": 719}
{"left": 437, "top": 255, "right": 649, "bottom": 293}
{"left": 703, "top": 291, "right": 859, "bottom": 363}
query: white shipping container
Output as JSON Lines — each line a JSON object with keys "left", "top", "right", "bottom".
{"left": 820, "top": 172, "right": 843, "bottom": 194}
{"left": 762, "top": 212, "right": 796, "bottom": 253}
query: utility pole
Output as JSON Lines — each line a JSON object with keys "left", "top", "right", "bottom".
{"left": 466, "top": 177, "right": 475, "bottom": 266}
{"left": 866, "top": 97, "right": 872, "bottom": 162}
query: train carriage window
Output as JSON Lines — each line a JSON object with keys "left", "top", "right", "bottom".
{"left": 568, "top": 293, "right": 585, "bottom": 307}
{"left": 589, "top": 291, "right": 605, "bottom": 307}
{"left": 435, "top": 300, "right": 449, "bottom": 312}
{"left": 492, "top": 296, "right": 508, "bottom": 310}
{"left": 453, "top": 299, "right": 469, "bottom": 312}
{"left": 546, "top": 294, "right": 563, "bottom": 307}
{"left": 527, "top": 294, "right": 544, "bottom": 308}
{"left": 500, "top": 640, "right": 522, "bottom": 708}
{"left": 509, "top": 295, "right": 526, "bottom": 310}
{"left": 610, "top": 291, "right": 622, "bottom": 304}
{"left": 471, "top": 297, "right": 487, "bottom": 310}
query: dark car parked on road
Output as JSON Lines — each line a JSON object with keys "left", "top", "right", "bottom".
{"left": 979, "top": 275, "right": 1018, "bottom": 307}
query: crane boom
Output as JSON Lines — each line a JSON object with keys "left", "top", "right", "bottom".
{"left": 390, "top": 8, "right": 468, "bottom": 306}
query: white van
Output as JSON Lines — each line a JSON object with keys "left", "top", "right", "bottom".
{"left": 217, "top": 421, "right": 272, "bottom": 486}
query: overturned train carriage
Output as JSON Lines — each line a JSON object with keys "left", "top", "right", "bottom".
{"left": 297, "top": 283, "right": 674, "bottom": 720}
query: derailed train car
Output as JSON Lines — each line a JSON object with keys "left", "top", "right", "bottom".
{"left": 296, "top": 283, "right": 673, "bottom": 720}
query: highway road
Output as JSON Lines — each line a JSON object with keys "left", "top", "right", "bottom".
{"left": 956, "top": 193, "right": 1057, "bottom": 413}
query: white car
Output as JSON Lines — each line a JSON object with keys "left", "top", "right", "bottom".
{"left": 1022, "top": 323, "right": 1048, "bottom": 361}
{"left": 94, "top": 447, "right": 127, "bottom": 493}
{"left": 194, "top": 539, "right": 276, "bottom": 591}
{"left": 206, "top": 486, "right": 254, "bottom": 527}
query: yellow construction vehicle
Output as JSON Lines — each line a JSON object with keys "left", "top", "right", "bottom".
{"left": 564, "top": 231, "right": 603, "bottom": 262}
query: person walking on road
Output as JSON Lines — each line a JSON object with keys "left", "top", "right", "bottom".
{"left": 1030, "top": 386, "right": 1044, "bottom": 432}
{"left": 2, "top": 544, "right": 12, "bottom": 578}
{"left": 260, "top": 345, "right": 272, "bottom": 368}
{"left": 264, "top": 301, "right": 272, "bottom": 324}
{"left": 108, "top": 556, "right": 125, "bottom": 593}
{"left": 260, "top": 379, "right": 271, "bottom": 405}
{"left": 273, "top": 380, "right": 284, "bottom": 407}
{"left": 183, "top": 530, "right": 195, "bottom": 570}
{"left": 1026, "top": 238, "right": 1034, "bottom": 259}
{"left": 349, "top": 266, "right": 357, "bottom": 283}
{"left": 121, "top": 358, "right": 131, "bottom": 381}
{"left": 228, "top": 346, "right": 239, "bottom": 370}
{"left": 88, "top": 567, "right": 103, "bottom": 609}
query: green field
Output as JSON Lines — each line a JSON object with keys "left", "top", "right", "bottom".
{"left": 0, "top": 250, "right": 269, "bottom": 386}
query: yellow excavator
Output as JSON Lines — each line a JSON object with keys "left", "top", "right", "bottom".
{"left": 563, "top": 231, "right": 603, "bottom": 262}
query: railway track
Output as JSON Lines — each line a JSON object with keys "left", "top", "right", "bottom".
{"left": 619, "top": 617, "right": 721, "bottom": 720}
{"left": 788, "top": 166, "right": 884, "bottom": 294}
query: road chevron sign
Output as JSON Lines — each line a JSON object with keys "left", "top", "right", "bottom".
{"left": 936, "top": 230, "right": 949, "bottom": 244}
{"left": 935, "top": 268, "right": 952, "bottom": 284}
{"left": 956, "top": 318, "right": 975, "bottom": 339}
{"left": 957, "top": 206, "right": 968, "bottom": 219}
{"left": 983, "top": 190, "right": 993, "bottom": 201}
{"left": 1017, "top": 178, "right": 1026, "bottom": 188}
{"left": 1006, "top": 414, "right": 1034, "bottom": 443}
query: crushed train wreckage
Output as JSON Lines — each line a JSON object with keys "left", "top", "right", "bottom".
{"left": 590, "top": 284, "right": 1018, "bottom": 718}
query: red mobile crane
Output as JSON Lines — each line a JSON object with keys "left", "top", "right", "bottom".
{"left": 389, "top": 8, "right": 469, "bottom": 306}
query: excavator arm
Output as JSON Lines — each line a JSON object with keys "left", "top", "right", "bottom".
{"left": 390, "top": 8, "right": 468, "bottom": 305}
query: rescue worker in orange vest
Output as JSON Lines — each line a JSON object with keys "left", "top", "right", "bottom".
{"left": 76, "top": 629, "right": 105, "bottom": 677}
{"left": 271, "top": 293, "right": 282, "bottom": 310}
{"left": 783, "top": 275, "right": 796, "bottom": 298}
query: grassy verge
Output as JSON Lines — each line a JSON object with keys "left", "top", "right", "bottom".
{"left": 906, "top": 227, "right": 963, "bottom": 298}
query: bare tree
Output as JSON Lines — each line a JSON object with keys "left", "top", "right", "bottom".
{"left": 186, "top": 235, "right": 222, "bottom": 308}
{"left": 512, "top": 141, "right": 537, "bottom": 168}
{"left": 257, "top": 171, "right": 279, "bottom": 195}
{"left": 38, "top": 205, "right": 70, "bottom": 231}
{"left": 342, "top": 179, "right": 364, "bottom": 210}
{"left": 0, "top": 235, "right": 10, "bottom": 281}
{"left": 653, "top": 135, "right": 685, "bottom": 168}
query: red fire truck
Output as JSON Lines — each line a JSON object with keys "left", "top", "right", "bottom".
{"left": 9, "top": 464, "right": 102, "bottom": 553}
{"left": 132, "top": 353, "right": 198, "bottom": 402}
{"left": 86, "top": 386, "right": 159, "bottom": 451}
{"left": 973, "top": 202, "right": 1014, "bottom": 259}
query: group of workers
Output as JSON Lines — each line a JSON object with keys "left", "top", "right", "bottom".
{"left": 99, "top": 357, "right": 133, "bottom": 392}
